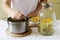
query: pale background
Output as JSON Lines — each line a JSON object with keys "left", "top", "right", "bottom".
{"left": 0, "top": 0, "right": 60, "bottom": 20}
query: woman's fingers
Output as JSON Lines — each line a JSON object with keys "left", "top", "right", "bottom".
{"left": 13, "top": 13, "right": 24, "bottom": 20}
{"left": 11, "top": 14, "right": 20, "bottom": 20}
{"left": 14, "top": 14, "right": 21, "bottom": 20}
{"left": 10, "top": 10, "right": 24, "bottom": 20}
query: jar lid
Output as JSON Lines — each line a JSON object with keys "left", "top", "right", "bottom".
{"left": 42, "top": 3, "right": 52, "bottom": 8}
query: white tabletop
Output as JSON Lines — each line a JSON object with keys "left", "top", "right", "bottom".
{"left": 0, "top": 20, "right": 60, "bottom": 40}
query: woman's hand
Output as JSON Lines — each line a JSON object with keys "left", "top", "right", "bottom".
{"left": 10, "top": 9, "right": 24, "bottom": 20}
{"left": 27, "top": 11, "right": 37, "bottom": 18}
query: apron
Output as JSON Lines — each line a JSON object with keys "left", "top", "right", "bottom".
{"left": 11, "top": 0, "right": 40, "bottom": 16}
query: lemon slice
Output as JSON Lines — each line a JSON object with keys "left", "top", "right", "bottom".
{"left": 41, "top": 18, "right": 52, "bottom": 23}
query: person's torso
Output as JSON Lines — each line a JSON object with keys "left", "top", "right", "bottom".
{"left": 11, "top": 0, "right": 40, "bottom": 16}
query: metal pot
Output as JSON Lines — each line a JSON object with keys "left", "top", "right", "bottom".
{"left": 7, "top": 17, "right": 29, "bottom": 33}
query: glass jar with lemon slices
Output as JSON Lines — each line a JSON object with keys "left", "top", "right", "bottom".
{"left": 38, "top": 3, "right": 56, "bottom": 36}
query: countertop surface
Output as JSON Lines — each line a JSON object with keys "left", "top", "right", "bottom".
{"left": 0, "top": 20, "right": 60, "bottom": 40}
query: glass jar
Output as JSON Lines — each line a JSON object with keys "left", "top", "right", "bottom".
{"left": 38, "top": 3, "right": 56, "bottom": 36}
